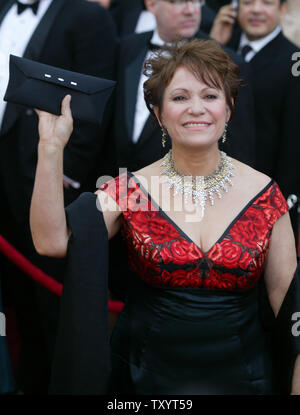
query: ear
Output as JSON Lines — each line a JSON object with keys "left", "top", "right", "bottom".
{"left": 225, "top": 106, "right": 231, "bottom": 123}
{"left": 145, "top": 0, "right": 156, "bottom": 13}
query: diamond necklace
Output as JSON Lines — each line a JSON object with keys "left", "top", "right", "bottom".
{"left": 161, "top": 149, "right": 235, "bottom": 218}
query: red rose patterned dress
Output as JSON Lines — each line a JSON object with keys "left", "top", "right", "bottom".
{"left": 100, "top": 171, "right": 289, "bottom": 394}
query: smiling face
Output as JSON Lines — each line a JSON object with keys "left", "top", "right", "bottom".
{"left": 238, "top": 0, "right": 287, "bottom": 41}
{"left": 145, "top": 0, "right": 201, "bottom": 42}
{"left": 155, "top": 66, "right": 230, "bottom": 150}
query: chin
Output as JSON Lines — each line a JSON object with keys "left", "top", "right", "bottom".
{"left": 178, "top": 28, "right": 198, "bottom": 40}
{"left": 181, "top": 138, "right": 217, "bottom": 149}
{"left": 245, "top": 27, "right": 268, "bottom": 40}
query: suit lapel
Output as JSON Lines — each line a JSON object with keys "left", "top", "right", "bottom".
{"left": 1, "top": 0, "right": 67, "bottom": 136}
{"left": 227, "top": 28, "right": 242, "bottom": 51}
{"left": 123, "top": 32, "right": 151, "bottom": 142}
{"left": 249, "top": 32, "right": 283, "bottom": 73}
{"left": 0, "top": 0, "right": 14, "bottom": 25}
{"left": 23, "top": 0, "right": 66, "bottom": 60}
{"left": 136, "top": 115, "right": 158, "bottom": 148}
{"left": 123, "top": 7, "right": 141, "bottom": 36}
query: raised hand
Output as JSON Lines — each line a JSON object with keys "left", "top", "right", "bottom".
{"left": 35, "top": 94, "right": 74, "bottom": 150}
{"left": 210, "top": 5, "right": 238, "bottom": 45}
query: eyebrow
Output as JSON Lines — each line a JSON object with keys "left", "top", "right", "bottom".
{"left": 169, "top": 86, "right": 218, "bottom": 93}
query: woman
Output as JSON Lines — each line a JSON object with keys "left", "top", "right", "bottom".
{"left": 30, "top": 39, "right": 299, "bottom": 394}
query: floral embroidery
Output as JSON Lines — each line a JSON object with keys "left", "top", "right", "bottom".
{"left": 101, "top": 173, "right": 288, "bottom": 291}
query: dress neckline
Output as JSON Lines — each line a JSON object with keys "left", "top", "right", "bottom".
{"left": 127, "top": 171, "right": 274, "bottom": 256}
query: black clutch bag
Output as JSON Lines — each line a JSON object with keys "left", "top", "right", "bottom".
{"left": 4, "top": 55, "right": 115, "bottom": 124}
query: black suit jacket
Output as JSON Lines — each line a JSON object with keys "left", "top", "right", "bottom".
{"left": 110, "top": 0, "right": 217, "bottom": 37}
{"left": 112, "top": 29, "right": 256, "bottom": 173}
{"left": 228, "top": 31, "right": 300, "bottom": 199}
{"left": 0, "top": 0, "right": 117, "bottom": 226}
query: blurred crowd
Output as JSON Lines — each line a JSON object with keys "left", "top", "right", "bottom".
{"left": 0, "top": 0, "right": 299, "bottom": 394}
{"left": 95, "top": 0, "right": 300, "bottom": 45}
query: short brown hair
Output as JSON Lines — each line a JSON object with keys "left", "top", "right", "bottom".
{"left": 143, "top": 39, "right": 242, "bottom": 122}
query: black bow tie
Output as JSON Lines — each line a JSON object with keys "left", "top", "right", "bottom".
{"left": 17, "top": 1, "right": 40, "bottom": 15}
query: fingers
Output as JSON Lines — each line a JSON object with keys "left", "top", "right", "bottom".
{"left": 221, "top": 15, "right": 236, "bottom": 25}
{"left": 34, "top": 108, "right": 51, "bottom": 119}
{"left": 222, "top": 4, "right": 238, "bottom": 13}
{"left": 61, "top": 94, "right": 72, "bottom": 119}
{"left": 219, "top": 4, "right": 237, "bottom": 22}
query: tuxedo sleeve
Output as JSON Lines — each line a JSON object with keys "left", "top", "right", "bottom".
{"left": 49, "top": 192, "right": 110, "bottom": 394}
{"left": 69, "top": 3, "right": 117, "bottom": 80}
{"left": 62, "top": 3, "right": 118, "bottom": 191}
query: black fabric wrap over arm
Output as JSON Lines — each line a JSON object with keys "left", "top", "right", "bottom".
{"left": 273, "top": 261, "right": 300, "bottom": 394}
{"left": 49, "top": 192, "right": 110, "bottom": 394}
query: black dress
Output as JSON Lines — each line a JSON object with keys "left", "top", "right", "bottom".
{"left": 101, "top": 173, "right": 287, "bottom": 394}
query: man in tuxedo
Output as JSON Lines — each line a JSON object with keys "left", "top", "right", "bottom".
{"left": 0, "top": 0, "right": 117, "bottom": 393}
{"left": 210, "top": 0, "right": 300, "bottom": 232}
{"left": 109, "top": 0, "right": 217, "bottom": 37}
{"left": 111, "top": 0, "right": 256, "bottom": 174}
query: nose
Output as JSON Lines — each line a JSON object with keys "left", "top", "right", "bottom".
{"left": 252, "top": 0, "right": 262, "bottom": 13}
{"left": 183, "top": 1, "right": 196, "bottom": 14}
{"left": 188, "top": 96, "right": 205, "bottom": 114}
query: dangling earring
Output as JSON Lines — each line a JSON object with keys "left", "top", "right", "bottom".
{"left": 222, "top": 123, "right": 228, "bottom": 144}
{"left": 161, "top": 126, "right": 167, "bottom": 148}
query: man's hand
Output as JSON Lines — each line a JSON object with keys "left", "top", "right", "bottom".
{"left": 35, "top": 94, "right": 74, "bottom": 151}
{"left": 210, "top": 5, "right": 238, "bottom": 45}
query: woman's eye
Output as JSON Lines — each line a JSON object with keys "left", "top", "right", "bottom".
{"left": 205, "top": 94, "right": 217, "bottom": 100}
{"left": 173, "top": 95, "right": 186, "bottom": 101}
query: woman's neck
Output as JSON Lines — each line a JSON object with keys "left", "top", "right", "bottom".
{"left": 170, "top": 145, "right": 221, "bottom": 177}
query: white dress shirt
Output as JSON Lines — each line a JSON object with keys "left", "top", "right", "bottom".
{"left": 135, "top": 9, "right": 156, "bottom": 34}
{"left": 132, "top": 30, "right": 166, "bottom": 143}
{"left": 238, "top": 25, "right": 282, "bottom": 62}
{"left": 0, "top": 0, "right": 52, "bottom": 127}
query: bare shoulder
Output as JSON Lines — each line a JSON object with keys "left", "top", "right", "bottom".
{"left": 133, "top": 160, "right": 161, "bottom": 190}
{"left": 133, "top": 160, "right": 162, "bottom": 182}
{"left": 232, "top": 159, "right": 272, "bottom": 194}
